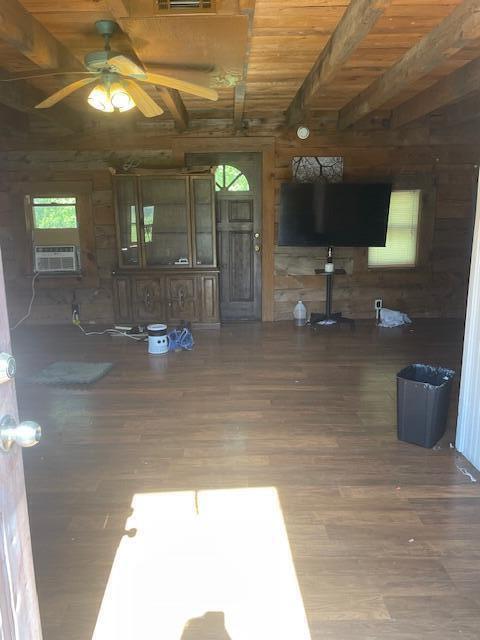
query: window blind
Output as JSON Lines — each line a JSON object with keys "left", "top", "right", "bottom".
{"left": 368, "top": 190, "right": 420, "bottom": 268}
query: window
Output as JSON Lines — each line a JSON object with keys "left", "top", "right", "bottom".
{"left": 32, "top": 197, "right": 78, "bottom": 229}
{"left": 215, "top": 164, "right": 250, "bottom": 192}
{"left": 368, "top": 190, "right": 421, "bottom": 268}
{"left": 22, "top": 181, "right": 98, "bottom": 285}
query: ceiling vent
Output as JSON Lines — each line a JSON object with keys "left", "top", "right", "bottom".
{"left": 155, "top": 0, "right": 216, "bottom": 12}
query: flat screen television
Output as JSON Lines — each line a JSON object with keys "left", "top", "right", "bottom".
{"left": 278, "top": 181, "right": 392, "bottom": 247}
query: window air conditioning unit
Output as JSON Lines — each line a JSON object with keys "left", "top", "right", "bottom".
{"left": 34, "top": 246, "right": 79, "bottom": 273}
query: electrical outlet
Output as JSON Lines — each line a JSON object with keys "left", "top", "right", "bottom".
{"left": 71, "top": 303, "right": 80, "bottom": 325}
{"left": 374, "top": 298, "right": 383, "bottom": 310}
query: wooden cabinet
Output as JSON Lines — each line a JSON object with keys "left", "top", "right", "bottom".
{"left": 114, "top": 172, "right": 216, "bottom": 270}
{"left": 112, "top": 171, "right": 219, "bottom": 325}
{"left": 112, "top": 270, "right": 219, "bottom": 325}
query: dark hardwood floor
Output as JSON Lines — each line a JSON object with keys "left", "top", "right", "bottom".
{"left": 12, "top": 320, "right": 480, "bottom": 640}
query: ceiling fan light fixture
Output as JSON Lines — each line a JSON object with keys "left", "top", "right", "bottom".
{"left": 87, "top": 80, "right": 135, "bottom": 113}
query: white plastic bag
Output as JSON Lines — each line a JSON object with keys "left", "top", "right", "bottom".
{"left": 379, "top": 308, "right": 412, "bottom": 328}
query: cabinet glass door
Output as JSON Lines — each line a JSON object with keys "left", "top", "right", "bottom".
{"left": 115, "top": 176, "right": 140, "bottom": 267}
{"left": 140, "top": 177, "right": 190, "bottom": 267}
{"left": 191, "top": 176, "right": 215, "bottom": 267}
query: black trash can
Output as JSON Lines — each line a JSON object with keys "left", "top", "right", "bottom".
{"left": 397, "top": 364, "right": 455, "bottom": 448}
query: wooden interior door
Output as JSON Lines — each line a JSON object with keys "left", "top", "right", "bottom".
{"left": 0, "top": 252, "right": 42, "bottom": 639}
{"left": 187, "top": 153, "right": 262, "bottom": 321}
{"left": 217, "top": 196, "right": 261, "bottom": 320}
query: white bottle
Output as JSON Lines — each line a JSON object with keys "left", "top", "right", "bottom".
{"left": 293, "top": 300, "right": 307, "bottom": 327}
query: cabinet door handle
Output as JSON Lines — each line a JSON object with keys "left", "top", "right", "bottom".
{"left": 144, "top": 287, "right": 152, "bottom": 308}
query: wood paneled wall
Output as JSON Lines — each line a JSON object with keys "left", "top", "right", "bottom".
{"left": 0, "top": 166, "right": 117, "bottom": 326}
{"left": 0, "top": 125, "right": 477, "bottom": 325}
{"left": 273, "top": 138, "right": 478, "bottom": 320}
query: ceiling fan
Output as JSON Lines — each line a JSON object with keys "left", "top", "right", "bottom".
{"left": 32, "top": 20, "right": 218, "bottom": 117}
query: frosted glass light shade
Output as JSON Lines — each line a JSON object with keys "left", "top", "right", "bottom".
{"left": 110, "top": 83, "right": 135, "bottom": 112}
{"left": 87, "top": 82, "right": 135, "bottom": 113}
{"left": 87, "top": 85, "right": 114, "bottom": 112}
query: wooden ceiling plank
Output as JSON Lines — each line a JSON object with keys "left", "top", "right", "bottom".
{"left": 0, "top": 0, "right": 83, "bottom": 70}
{"left": 338, "top": 0, "right": 480, "bottom": 130}
{"left": 391, "top": 57, "right": 480, "bottom": 128}
{"left": 157, "top": 86, "right": 189, "bottom": 131}
{"left": 286, "top": 0, "right": 392, "bottom": 126}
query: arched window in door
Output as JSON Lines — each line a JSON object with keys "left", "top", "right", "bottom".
{"left": 215, "top": 164, "right": 250, "bottom": 192}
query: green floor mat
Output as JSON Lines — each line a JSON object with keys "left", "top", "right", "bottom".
{"left": 28, "top": 361, "right": 113, "bottom": 385}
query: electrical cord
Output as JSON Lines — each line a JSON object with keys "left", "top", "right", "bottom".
{"left": 10, "top": 272, "right": 40, "bottom": 331}
{"left": 76, "top": 324, "right": 146, "bottom": 341}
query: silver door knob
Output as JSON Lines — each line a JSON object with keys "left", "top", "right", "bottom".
{"left": 0, "top": 352, "right": 16, "bottom": 383}
{"left": 0, "top": 415, "right": 42, "bottom": 452}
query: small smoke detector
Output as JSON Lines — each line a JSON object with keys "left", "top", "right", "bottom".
{"left": 296, "top": 125, "right": 310, "bottom": 140}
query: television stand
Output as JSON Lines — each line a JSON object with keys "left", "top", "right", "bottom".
{"left": 310, "top": 248, "right": 355, "bottom": 328}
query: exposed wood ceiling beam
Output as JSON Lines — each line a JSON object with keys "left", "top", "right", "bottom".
{"left": 232, "top": 1, "right": 255, "bottom": 131}
{"left": 286, "top": 0, "right": 392, "bottom": 127}
{"left": 0, "top": 0, "right": 83, "bottom": 71}
{"left": 157, "top": 87, "right": 189, "bottom": 131}
{"left": 104, "top": 0, "right": 131, "bottom": 19}
{"left": 218, "top": 0, "right": 240, "bottom": 14}
{"left": 0, "top": 0, "right": 86, "bottom": 130}
{"left": 0, "top": 77, "right": 81, "bottom": 132}
{"left": 390, "top": 57, "right": 480, "bottom": 129}
{"left": 234, "top": 83, "right": 247, "bottom": 130}
{"left": 338, "top": 0, "right": 480, "bottom": 130}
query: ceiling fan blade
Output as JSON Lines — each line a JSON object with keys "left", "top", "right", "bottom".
{"left": 147, "top": 63, "right": 215, "bottom": 73}
{"left": 123, "top": 80, "right": 164, "bottom": 118}
{"left": 0, "top": 71, "right": 94, "bottom": 83}
{"left": 35, "top": 77, "right": 98, "bottom": 109}
{"left": 109, "top": 54, "right": 145, "bottom": 77}
{"left": 142, "top": 72, "right": 218, "bottom": 101}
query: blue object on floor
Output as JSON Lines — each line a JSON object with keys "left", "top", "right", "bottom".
{"left": 168, "top": 328, "right": 194, "bottom": 351}
{"left": 28, "top": 361, "right": 113, "bottom": 385}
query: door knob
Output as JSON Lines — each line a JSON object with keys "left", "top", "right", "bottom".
{"left": 0, "top": 352, "right": 16, "bottom": 383}
{"left": 0, "top": 415, "right": 42, "bottom": 452}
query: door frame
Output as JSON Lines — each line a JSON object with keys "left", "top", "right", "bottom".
{"left": 189, "top": 152, "right": 262, "bottom": 320}
{"left": 179, "top": 141, "right": 274, "bottom": 321}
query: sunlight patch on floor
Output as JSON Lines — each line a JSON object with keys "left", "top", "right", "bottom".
{"left": 92, "top": 487, "right": 311, "bottom": 640}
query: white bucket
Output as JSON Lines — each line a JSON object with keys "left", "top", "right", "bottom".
{"left": 147, "top": 324, "right": 169, "bottom": 355}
